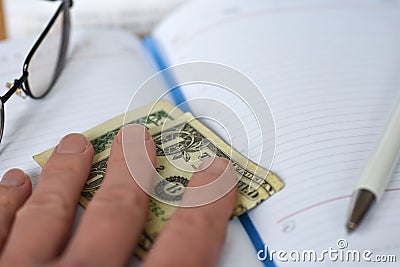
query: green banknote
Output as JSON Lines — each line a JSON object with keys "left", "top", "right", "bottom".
{"left": 34, "top": 100, "right": 184, "bottom": 166}
{"left": 33, "top": 101, "right": 284, "bottom": 259}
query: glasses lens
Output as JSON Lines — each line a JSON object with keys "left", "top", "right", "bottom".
{"left": 27, "top": 9, "right": 65, "bottom": 98}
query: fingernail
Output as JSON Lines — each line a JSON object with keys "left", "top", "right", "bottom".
{"left": 118, "top": 124, "right": 150, "bottom": 144}
{"left": 56, "top": 134, "right": 89, "bottom": 154}
{"left": 1, "top": 169, "right": 27, "bottom": 187}
{"left": 200, "top": 157, "right": 230, "bottom": 175}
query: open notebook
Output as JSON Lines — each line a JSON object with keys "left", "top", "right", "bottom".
{"left": 1, "top": 0, "right": 400, "bottom": 266}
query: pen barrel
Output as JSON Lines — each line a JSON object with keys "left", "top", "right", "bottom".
{"left": 357, "top": 98, "right": 400, "bottom": 200}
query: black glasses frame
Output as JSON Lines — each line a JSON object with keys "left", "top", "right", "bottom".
{"left": 1, "top": 0, "right": 73, "bottom": 102}
{"left": 0, "top": 0, "right": 73, "bottom": 143}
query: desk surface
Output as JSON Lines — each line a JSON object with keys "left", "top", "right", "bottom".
{"left": 0, "top": 0, "right": 6, "bottom": 40}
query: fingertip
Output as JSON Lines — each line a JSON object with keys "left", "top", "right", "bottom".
{"left": 208, "top": 158, "right": 238, "bottom": 206}
{"left": 117, "top": 124, "right": 150, "bottom": 144}
{"left": 43, "top": 134, "right": 94, "bottom": 174}
{"left": 142, "top": 157, "right": 238, "bottom": 267}
{"left": 179, "top": 157, "right": 237, "bottom": 212}
{"left": 0, "top": 170, "right": 32, "bottom": 252}
{"left": 190, "top": 157, "right": 238, "bottom": 197}
{"left": 56, "top": 133, "right": 91, "bottom": 155}
{"left": 199, "top": 157, "right": 232, "bottom": 175}
{"left": 1, "top": 169, "right": 30, "bottom": 188}
{"left": 116, "top": 124, "right": 156, "bottom": 167}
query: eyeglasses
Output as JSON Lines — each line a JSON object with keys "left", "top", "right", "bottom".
{"left": 0, "top": 0, "right": 73, "bottom": 144}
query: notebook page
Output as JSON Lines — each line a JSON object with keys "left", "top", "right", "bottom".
{"left": 0, "top": 28, "right": 252, "bottom": 267}
{"left": 153, "top": 0, "right": 400, "bottom": 265}
{"left": 0, "top": 29, "right": 166, "bottom": 186}
{"left": 4, "top": 0, "right": 187, "bottom": 38}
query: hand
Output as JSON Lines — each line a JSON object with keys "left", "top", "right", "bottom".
{"left": 0, "top": 125, "right": 237, "bottom": 267}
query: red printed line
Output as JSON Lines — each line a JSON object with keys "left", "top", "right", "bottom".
{"left": 173, "top": 2, "right": 399, "bottom": 50}
{"left": 385, "top": 187, "right": 400, "bottom": 192}
{"left": 276, "top": 187, "right": 400, "bottom": 224}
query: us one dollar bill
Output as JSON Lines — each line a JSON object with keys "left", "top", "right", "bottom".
{"left": 34, "top": 100, "right": 184, "bottom": 165}
{"left": 33, "top": 100, "right": 284, "bottom": 259}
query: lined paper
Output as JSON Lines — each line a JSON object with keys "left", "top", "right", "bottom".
{"left": 0, "top": 29, "right": 165, "bottom": 185}
{"left": 0, "top": 27, "right": 257, "bottom": 267}
{"left": 4, "top": 0, "right": 187, "bottom": 38}
{"left": 153, "top": 0, "right": 400, "bottom": 264}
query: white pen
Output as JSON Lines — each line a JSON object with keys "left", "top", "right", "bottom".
{"left": 346, "top": 95, "right": 400, "bottom": 233}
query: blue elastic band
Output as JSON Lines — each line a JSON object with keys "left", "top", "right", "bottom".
{"left": 239, "top": 213, "right": 276, "bottom": 267}
{"left": 143, "top": 36, "right": 274, "bottom": 267}
{"left": 142, "top": 36, "right": 189, "bottom": 112}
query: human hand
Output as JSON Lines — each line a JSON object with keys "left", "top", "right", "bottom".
{"left": 0, "top": 125, "right": 237, "bottom": 267}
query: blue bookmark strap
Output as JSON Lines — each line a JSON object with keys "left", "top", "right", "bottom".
{"left": 239, "top": 213, "right": 276, "bottom": 267}
{"left": 142, "top": 37, "right": 188, "bottom": 111}
{"left": 143, "top": 36, "right": 275, "bottom": 267}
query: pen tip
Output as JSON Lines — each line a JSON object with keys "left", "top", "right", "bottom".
{"left": 346, "top": 221, "right": 356, "bottom": 233}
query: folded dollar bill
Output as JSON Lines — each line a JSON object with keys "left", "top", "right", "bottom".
{"left": 33, "top": 100, "right": 284, "bottom": 258}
